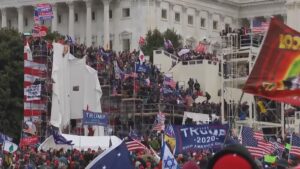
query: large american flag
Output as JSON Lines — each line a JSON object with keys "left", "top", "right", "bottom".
{"left": 252, "top": 19, "right": 269, "bottom": 33}
{"left": 241, "top": 126, "right": 274, "bottom": 157}
{"left": 24, "top": 44, "right": 47, "bottom": 117}
{"left": 291, "top": 134, "right": 300, "bottom": 156}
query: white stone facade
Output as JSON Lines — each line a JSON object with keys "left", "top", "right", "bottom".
{"left": 0, "top": 0, "right": 288, "bottom": 51}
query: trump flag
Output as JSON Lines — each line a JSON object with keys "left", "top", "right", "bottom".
{"left": 86, "top": 141, "right": 134, "bottom": 169}
{"left": 243, "top": 17, "right": 300, "bottom": 106}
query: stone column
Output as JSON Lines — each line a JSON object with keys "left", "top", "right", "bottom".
{"left": 169, "top": 3, "right": 174, "bottom": 26}
{"left": 102, "top": 0, "right": 111, "bottom": 50}
{"left": 17, "top": 6, "right": 24, "bottom": 33}
{"left": 287, "top": 0, "right": 300, "bottom": 31}
{"left": 85, "top": 0, "right": 92, "bottom": 46}
{"left": 51, "top": 3, "right": 58, "bottom": 32}
{"left": 68, "top": 1, "right": 75, "bottom": 39}
{"left": 249, "top": 17, "right": 254, "bottom": 30}
{"left": 1, "top": 8, "right": 7, "bottom": 28}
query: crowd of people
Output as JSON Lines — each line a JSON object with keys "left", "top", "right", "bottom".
{"left": 0, "top": 135, "right": 215, "bottom": 169}
{"left": 2, "top": 131, "right": 299, "bottom": 169}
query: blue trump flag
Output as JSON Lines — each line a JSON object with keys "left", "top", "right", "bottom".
{"left": 86, "top": 141, "right": 134, "bottom": 169}
{"left": 173, "top": 124, "right": 228, "bottom": 154}
{"left": 82, "top": 110, "right": 108, "bottom": 126}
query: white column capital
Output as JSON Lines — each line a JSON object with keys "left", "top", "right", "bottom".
{"left": 84, "top": 0, "right": 93, "bottom": 7}
{"left": 1, "top": 8, "right": 7, "bottom": 14}
{"left": 51, "top": 3, "right": 57, "bottom": 9}
{"left": 101, "top": 0, "right": 111, "bottom": 6}
{"left": 67, "top": 1, "right": 75, "bottom": 7}
{"left": 17, "top": 6, "right": 24, "bottom": 11}
{"left": 169, "top": 2, "right": 174, "bottom": 9}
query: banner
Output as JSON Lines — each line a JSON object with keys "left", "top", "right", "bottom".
{"left": 82, "top": 110, "right": 108, "bottom": 126}
{"left": 35, "top": 3, "right": 53, "bottom": 21}
{"left": 135, "top": 63, "right": 148, "bottom": 73}
{"left": 19, "top": 136, "right": 39, "bottom": 146}
{"left": 32, "top": 24, "right": 48, "bottom": 37}
{"left": 24, "top": 84, "right": 42, "bottom": 101}
{"left": 173, "top": 124, "right": 228, "bottom": 154}
{"left": 243, "top": 18, "right": 300, "bottom": 106}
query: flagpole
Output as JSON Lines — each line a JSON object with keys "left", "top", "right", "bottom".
{"left": 288, "top": 134, "right": 292, "bottom": 162}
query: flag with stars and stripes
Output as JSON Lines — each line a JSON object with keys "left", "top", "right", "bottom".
{"left": 290, "top": 134, "right": 300, "bottom": 156}
{"left": 125, "top": 137, "right": 150, "bottom": 153}
{"left": 241, "top": 126, "right": 273, "bottom": 158}
{"left": 86, "top": 141, "right": 134, "bottom": 169}
{"left": 152, "top": 112, "right": 166, "bottom": 131}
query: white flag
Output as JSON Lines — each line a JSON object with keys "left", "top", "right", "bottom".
{"left": 24, "top": 42, "right": 33, "bottom": 61}
{"left": 4, "top": 140, "right": 18, "bottom": 153}
{"left": 139, "top": 50, "right": 145, "bottom": 64}
{"left": 162, "top": 142, "right": 178, "bottom": 169}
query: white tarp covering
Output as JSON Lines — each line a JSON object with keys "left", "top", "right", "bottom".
{"left": 38, "top": 134, "right": 122, "bottom": 151}
{"left": 50, "top": 43, "right": 103, "bottom": 135}
{"left": 182, "top": 111, "right": 219, "bottom": 125}
{"left": 50, "top": 43, "right": 71, "bottom": 129}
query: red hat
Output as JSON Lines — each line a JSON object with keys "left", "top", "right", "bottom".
{"left": 182, "top": 161, "right": 200, "bottom": 169}
{"left": 212, "top": 154, "right": 252, "bottom": 169}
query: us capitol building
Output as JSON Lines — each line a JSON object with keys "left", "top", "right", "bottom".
{"left": 0, "top": 0, "right": 298, "bottom": 51}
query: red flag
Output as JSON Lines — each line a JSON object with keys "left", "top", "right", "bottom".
{"left": 243, "top": 17, "right": 300, "bottom": 106}
{"left": 138, "top": 36, "right": 145, "bottom": 46}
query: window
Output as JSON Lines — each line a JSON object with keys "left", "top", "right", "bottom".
{"left": 73, "top": 86, "right": 79, "bottom": 91}
{"left": 175, "top": 12, "right": 180, "bottom": 22}
{"left": 213, "top": 20, "right": 218, "bottom": 30}
{"left": 25, "top": 18, "right": 28, "bottom": 26}
{"left": 92, "top": 11, "right": 95, "bottom": 20}
{"left": 123, "top": 39, "right": 130, "bottom": 51}
{"left": 110, "top": 40, "right": 113, "bottom": 50}
{"left": 58, "top": 15, "right": 62, "bottom": 23}
{"left": 8, "top": 20, "right": 11, "bottom": 28}
{"left": 122, "top": 8, "right": 130, "bottom": 17}
{"left": 200, "top": 18, "right": 206, "bottom": 28}
{"left": 188, "top": 15, "right": 193, "bottom": 25}
{"left": 225, "top": 23, "right": 230, "bottom": 32}
{"left": 75, "top": 13, "right": 78, "bottom": 22}
{"left": 161, "top": 9, "right": 167, "bottom": 19}
{"left": 109, "top": 10, "right": 112, "bottom": 19}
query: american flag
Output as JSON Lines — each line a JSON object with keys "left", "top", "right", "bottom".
{"left": 163, "top": 75, "right": 176, "bottom": 89}
{"left": 252, "top": 19, "right": 269, "bottom": 33}
{"left": 290, "top": 134, "right": 300, "bottom": 156}
{"left": 152, "top": 112, "right": 165, "bottom": 131}
{"left": 125, "top": 138, "right": 149, "bottom": 152}
{"left": 253, "top": 131, "right": 264, "bottom": 140}
{"left": 241, "top": 126, "right": 273, "bottom": 157}
{"left": 24, "top": 43, "right": 47, "bottom": 117}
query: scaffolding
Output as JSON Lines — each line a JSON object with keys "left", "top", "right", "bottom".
{"left": 220, "top": 33, "right": 285, "bottom": 137}
{"left": 23, "top": 38, "right": 53, "bottom": 142}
